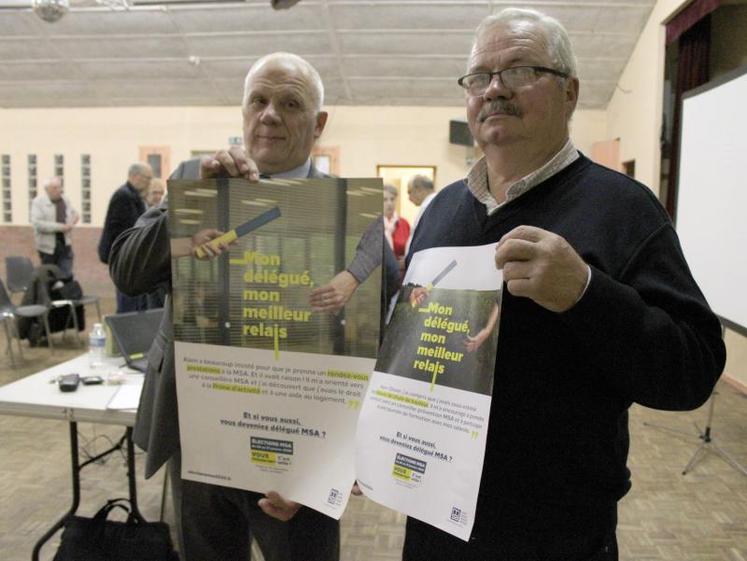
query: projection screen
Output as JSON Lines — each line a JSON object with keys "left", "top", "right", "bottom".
{"left": 676, "top": 64, "right": 747, "bottom": 335}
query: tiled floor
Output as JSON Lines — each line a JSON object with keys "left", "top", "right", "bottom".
{"left": 1, "top": 303, "right": 745, "bottom": 560}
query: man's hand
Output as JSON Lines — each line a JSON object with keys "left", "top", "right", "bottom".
{"left": 310, "top": 270, "right": 360, "bottom": 313}
{"left": 258, "top": 491, "right": 301, "bottom": 522}
{"left": 464, "top": 329, "right": 490, "bottom": 353}
{"left": 200, "top": 146, "right": 260, "bottom": 181}
{"left": 171, "top": 228, "right": 232, "bottom": 259}
{"left": 494, "top": 225, "right": 589, "bottom": 313}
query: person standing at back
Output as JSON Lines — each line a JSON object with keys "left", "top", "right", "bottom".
{"left": 31, "top": 176, "right": 79, "bottom": 278}
{"left": 383, "top": 183, "right": 410, "bottom": 274}
{"left": 403, "top": 174, "right": 435, "bottom": 256}
{"left": 99, "top": 162, "right": 151, "bottom": 312}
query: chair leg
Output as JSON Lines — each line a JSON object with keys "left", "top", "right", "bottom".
{"left": 42, "top": 312, "right": 54, "bottom": 352}
{"left": 3, "top": 319, "right": 16, "bottom": 368}
{"left": 94, "top": 300, "right": 102, "bottom": 322}
{"left": 67, "top": 302, "right": 82, "bottom": 347}
{"left": 9, "top": 317, "right": 24, "bottom": 362}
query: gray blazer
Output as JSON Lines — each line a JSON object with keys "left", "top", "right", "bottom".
{"left": 109, "top": 159, "right": 333, "bottom": 478}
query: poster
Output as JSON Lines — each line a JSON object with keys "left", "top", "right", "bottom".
{"left": 169, "top": 177, "right": 381, "bottom": 518}
{"left": 355, "top": 243, "right": 502, "bottom": 540}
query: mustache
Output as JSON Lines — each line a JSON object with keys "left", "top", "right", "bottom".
{"left": 478, "top": 101, "right": 521, "bottom": 121}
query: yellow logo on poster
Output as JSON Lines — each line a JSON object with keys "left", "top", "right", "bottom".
{"left": 392, "top": 465, "right": 412, "bottom": 480}
{"left": 251, "top": 450, "right": 277, "bottom": 465}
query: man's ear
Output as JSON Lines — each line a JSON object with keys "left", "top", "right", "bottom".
{"left": 565, "top": 77, "right": 579, "bottom": 117}
{"left": 314, "top": 111, "right": 329, "bottom": 139}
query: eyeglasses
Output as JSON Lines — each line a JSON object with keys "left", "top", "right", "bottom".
{"left": 457, "top": 66, "right": 569, "bottom": 96}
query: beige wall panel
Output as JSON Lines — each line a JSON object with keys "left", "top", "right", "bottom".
{"left": 0, "top": 104, "right": 605, "bottom": 226}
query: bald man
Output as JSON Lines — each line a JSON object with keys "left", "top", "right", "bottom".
{"left": 110, "top": 53, "right": 345, "bottom": 561}
{"left": 99, "top": 162, "right": 151, "bottom": 312}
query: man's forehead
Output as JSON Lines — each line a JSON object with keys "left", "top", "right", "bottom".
{"left": 469, "top": 21, "right": 550, "bottom": 65}
{"left": 248, "top": 62, "right": 313, "bottom": 95}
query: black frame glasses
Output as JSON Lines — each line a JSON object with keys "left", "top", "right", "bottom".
{"left": 457, "top": 65, "right": 569, "bottom": 95}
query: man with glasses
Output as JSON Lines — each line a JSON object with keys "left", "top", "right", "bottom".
{"left": 403, "top": 8, "right": 724, "bottom": 561}
{"left": 98, "top": 162, "right": 151, "bottom": 312}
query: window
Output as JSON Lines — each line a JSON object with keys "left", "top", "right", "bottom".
{"left": 1, "top": 155, "right": 10, "bottom": 222}
{"left": 27, "top": 154, "right": 37, "bottom": 221}
{"left": 81, "top": 154, "right": 91, "bottom": 223}
{"left": 139, "top": 146, "right": 170, "bottom": 178}
{"left": 54, "top": 154, "right": 64, "bottom": 185}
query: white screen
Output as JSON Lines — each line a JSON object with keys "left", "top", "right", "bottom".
{"left": 677, "top": 67, "right": 747, "bottom": 331}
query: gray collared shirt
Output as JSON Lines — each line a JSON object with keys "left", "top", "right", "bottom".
{"left": 466, "top": 139, "right": 579, "bottom": 215}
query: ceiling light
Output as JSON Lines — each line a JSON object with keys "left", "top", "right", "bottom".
{"left": 32, "top": 0, "right": 69, "bottom": 23}
{"left": 271, "top": 0, "right": 302, "bottom": 9}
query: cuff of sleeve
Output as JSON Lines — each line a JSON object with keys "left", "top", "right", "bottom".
{"left": 346, "top": 267, "right": 365, "bottom": 284}
{"left": 574, "top": 264, "right": 592, "bottom": 305}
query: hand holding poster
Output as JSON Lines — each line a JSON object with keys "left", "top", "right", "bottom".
{"left": 170, "top": 176, "right": 382, "bottom": 518}
{"left": 355, "top": 243, "right": 502, "bottom": 540}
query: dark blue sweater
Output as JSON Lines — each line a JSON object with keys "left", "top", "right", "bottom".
{"left": 408, "top": 154, "right": 725, "bottom": 543}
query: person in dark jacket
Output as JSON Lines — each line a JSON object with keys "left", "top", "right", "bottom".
{"left": 402, "top": 8, "right": 726, "bottom": 561}
{"left": 98, "top": 162, "right": 151, "bottom": 312}
{"left": 110, "top": 52, "right": 383, "bottom": 561}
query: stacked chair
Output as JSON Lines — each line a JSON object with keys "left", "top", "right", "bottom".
{"left": 0, "top": 277, "right": 53, "bottom": 367}
{"left": 2, "top": 256, "right": 101, "bottom": 364}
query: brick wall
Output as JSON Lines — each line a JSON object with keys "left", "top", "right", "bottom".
{"left": 0, "top": 225, "right": 115, "bottom": 300}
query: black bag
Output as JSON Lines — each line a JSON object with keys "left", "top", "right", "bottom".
{"left": 53, "top": 499, "right": 179, "bottom": 561}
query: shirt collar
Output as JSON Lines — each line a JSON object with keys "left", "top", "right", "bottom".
{"left": 466, "top": 139, "right": 579, "bottom": 215}
{"left": 265, "top": 158, "right": 312, "bottom": 180}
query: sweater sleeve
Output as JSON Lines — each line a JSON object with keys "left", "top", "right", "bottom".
{"left": 347, "top": 217, "right": 383, "bottom": 283}
{"left": 109, "top": 206, "right": 172, "bottom": 296}
{"left": 561, "top": 223, "right": 725, "bottom": 411}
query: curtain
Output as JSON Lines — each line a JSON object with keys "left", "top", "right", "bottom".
{"left": 665, "top": 10, "right": 712, "bottom": 219}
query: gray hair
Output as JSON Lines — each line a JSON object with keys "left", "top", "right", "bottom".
{"left": 43, "top": 176, "right": 61, "bottom": 190}
{"left": 244, "top": 52, "right": 325, "bottom": 113}
{"left": 472, "top": 8, "right": 577, "bottom": 78}
{"left": 383, "top": 183, "right": 398, "bottom": 197}
{"left": 410, "top": 175, "right": 434, "bottom": 193}
{"left": 128, "top": 162, "right": 150, "bottom": 178}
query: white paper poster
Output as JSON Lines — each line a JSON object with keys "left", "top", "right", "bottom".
{"left": 169, "top": 177, "right": 382, "bottom": 518}
{"left": 355, "top": 244, "right": 502, "bottom": 540}
{"left": 176, "top": 343, "right": 373, "bottom": 518}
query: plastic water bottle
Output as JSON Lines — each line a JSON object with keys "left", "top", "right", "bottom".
{"left": 88, "top": 323, "right": 106, "bottom": 369}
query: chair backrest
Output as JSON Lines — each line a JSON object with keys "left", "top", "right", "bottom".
{"left": 5, "top": 256, "right": 35, "bottom": 294}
